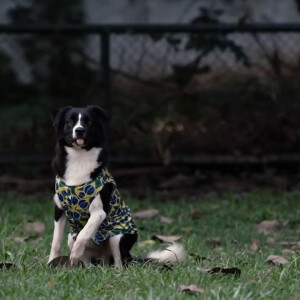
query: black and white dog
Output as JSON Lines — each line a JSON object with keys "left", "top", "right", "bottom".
{"left": 48, "top": 105, "right": 184, "bottom": 267}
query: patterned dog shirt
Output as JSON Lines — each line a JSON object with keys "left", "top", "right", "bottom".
{"left": 55, "top": 168, "right": 137, "bottom": 244}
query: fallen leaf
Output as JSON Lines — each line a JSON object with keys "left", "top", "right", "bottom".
{"left": 181, "top": 227, "right": 193, "bottom": 233}
{"left": 266, "top": 255, "right": 288, "bottom": 265}
{"left": 14, "top": 235, "right": 41, "bottom": 243}
{"left": 133, "top": 209, "right": 159, "bottom": 219}
{"left": 159, "top": 264, "right": 174, "bottom": 272}
{"left": 278, "top": 241, "right": 298, "bottom": 247}
{"left": 208, "top": 267, "right": 241, "bottom": 276}
{"left": 283, "top": 220, "right": 289, "bottom": 226}
{"left": 159, "top": 174, "right": 192, "bottom": 190}
{"left": 190, "top": 209, "right": 203, "bottom": 219}
{"left": 291, "top": 242, "right": 300, "bottom": 250}
{"left": 47, "top": 280, "right": 53, "bottom": 286}
{"left": 197, "top": 267, "right": 210, "bottom": 273}
{"left": 189, "top": 253, "right": 210, "bottom": 262}
{"left": 257, "top": 220, "right": 280, "bottom": 235}
{"left": 231, "top": 239, "right": 239, "bottom": 245}
{"left": 211, "top": 247, "right": 224, "bottom": 253}
{"left": 24, "top": 221, "right": 45, "bottom": 234}
{"left": 251, "top": 239, "right": 259, "bottom": 251}
{"left": 0, "top": 262, "right": 17, "bottom": 269}
{"left": 105, "top": 283, "right": 115, "bottom": 289}
{"left": 14, "top": 237, "right": 27, "bottom": 243}
{"left": 152, "top": 235, "right": 182, "bottom": 243}
{"left": 282, "top": 249, "right": 294, "bottom": 254}
{"left": 266, "top": 237, "right": 275, "bottom": 245}
{"left": 138, "top": 240, "right": 156, "bottom": 247}
{"left": 160, "top": 216, "right": 173, "bottom": 224}
{"left": 0, "top": 262, "right": 23, "bottom": 271}
{"left": 289, "top": 296, "right": 300, "bottom": 300}
{"left": 206, "top": 237, "right": 222, "bottom": 247}
{"left": 197, "top": 267, "right": 241, "bottom": 276}
{"left": 178, "top": 284, "right": 205, "bottom": 294}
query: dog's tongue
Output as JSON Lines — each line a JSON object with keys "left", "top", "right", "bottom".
{"left": 76, "top": 139, "right": 84, "bottom": 146}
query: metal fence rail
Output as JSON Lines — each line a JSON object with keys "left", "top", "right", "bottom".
{"left": 2, "top": 23, "right": 300, "bottom": 33}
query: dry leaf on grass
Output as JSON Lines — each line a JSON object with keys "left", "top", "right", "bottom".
{"left": 266, "top": 255, "right": 288, "bottom": 265}
{"left": 289, "top": 296, "right": 300, "bottom": 300}
{"left": 0, "top": 262, "right": 23, "bottom": 271}
{"left": 152, "top": 235, "right": 182, "bottom": 243}
{"left": 24, "top": 221, "right": 45, "bottom": 234}
{"left": 206, "top": 237, "right": 222, "bottom": 247}
{"left": 159, "top": 174, "right": 192, "bottom": 190}
{"left": 277, "top": 241, "right": 300, "bottom": 250}
{"left": 197, "top": 267, "right": 241, "bottom": 276}
{"left": 47, "top": 280, "right": 53, "bottom": 286}
{"left": 291, "top": 242, "right": 300, "bottom": 250}
{"left": 189, "top": 253, "right": 210, "bottom": 262}
{"left": 211, "top": 247, "right": 224, "bottom": 253}
{"left": 160, "top": 216, "right": 173, "bottom": 224}
{"left": 14, "top": 235, "right": 41, "bottom": 243}
{"left": 282, "top": 249, "right": 294, "bottom": 255}
{"left": 133, "top": 209, "right": 159, "bottom": 219}
{"left": 181, "top": 227, "right": 193, "bottom": 233}
{"left": 178, "top": 284, "right": 205, "bottom": 294}
{"left": 266, "top": 237, "right": 275, "bottom": 245}
{"left": 278, "top": 241, "right": 298, "bottom": 247}
{"left": 257, "top": 220, "right": 280, "bottom": 235}
{"left": 208, "top": 267, "right": 241, "bottom": 276}
{"left": 251, "top": 239, "right": 259, "bottom": 251}
{"left": 190, "top": 208, "right": 203, "bottom": 219}
{"left": 138, "top": 240, "right": 156, "bottom": 247}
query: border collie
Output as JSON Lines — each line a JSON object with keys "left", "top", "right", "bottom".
{"left": 48, "top": 105, "right": 184, "bottom": 267}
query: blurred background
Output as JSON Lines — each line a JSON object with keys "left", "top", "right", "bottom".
{"left": 1, "top": 0, "right": 300, "bottom": 193}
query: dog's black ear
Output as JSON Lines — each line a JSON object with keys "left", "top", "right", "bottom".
{"left": 51, "top": 106, "right": 72, "bottom": 129}
{"left": 87, "top": 105, "right": 109, "bottom": 122}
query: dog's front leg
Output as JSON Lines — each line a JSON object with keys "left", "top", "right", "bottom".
{"left": 48, "top": 195, "right": 67, "bottom": 263}
{"left": 70, "top": 194, "right": 106, "bottom": 266}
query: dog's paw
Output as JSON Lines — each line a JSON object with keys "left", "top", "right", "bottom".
{"left": 48, "top": 253, "right": 60, "bottom": 265}
{"left": 69, "top": 241, "right": 85, "bottom": 266}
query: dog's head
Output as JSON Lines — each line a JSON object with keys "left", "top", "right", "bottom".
{"left": 52, "top": 106, "right": 108, "bottom": 150}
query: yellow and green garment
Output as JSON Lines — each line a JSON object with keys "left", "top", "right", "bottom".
{"left": 55, "top": 168, "right": 137, "bottom": 244}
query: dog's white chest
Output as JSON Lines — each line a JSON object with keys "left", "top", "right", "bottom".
{"left": 64, "top": 146, "right": 101, "bottom": 186}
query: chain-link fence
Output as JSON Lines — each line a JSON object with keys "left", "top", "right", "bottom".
{"left": 1, "top": 24, "right": 300, "bottom": 170}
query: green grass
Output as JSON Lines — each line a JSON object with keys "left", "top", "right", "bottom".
{"left": 0, "top": 190, "right": 300, "bottom": 299}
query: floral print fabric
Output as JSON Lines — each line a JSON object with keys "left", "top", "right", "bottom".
{"left": 55, "top": 168, "right": 137, "bottom": 244}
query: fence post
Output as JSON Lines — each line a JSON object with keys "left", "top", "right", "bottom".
{"left": 100, "top": 32, "right": 111, "bottom": 153}
{"left": 100, "top": 31, "right": 111, "bottom": 113}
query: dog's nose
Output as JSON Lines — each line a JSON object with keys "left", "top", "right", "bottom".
{"left": 75, "top": 127, "right": 85, "bottom": 136}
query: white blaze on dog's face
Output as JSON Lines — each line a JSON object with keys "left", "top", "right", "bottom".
{"left": 72, "top": 113, "right": 85, "bottom": 147}
{"left": 52, "top": 106, "right": 108, "bottom": 150}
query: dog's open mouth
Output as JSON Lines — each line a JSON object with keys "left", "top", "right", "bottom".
{"left": 75, "top": 139, "right": 85, "bottom": 147}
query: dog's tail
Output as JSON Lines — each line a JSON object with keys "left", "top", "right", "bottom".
{"left": 144, "top": 243, "right": 185, "bottom": 263}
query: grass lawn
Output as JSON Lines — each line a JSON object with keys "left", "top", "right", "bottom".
{"left": 0, "top": 190, "right": 300, "bottom": 299}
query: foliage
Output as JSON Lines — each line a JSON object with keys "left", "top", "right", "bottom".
{"left": 150, "top": 7, "right": 251, "bottom": 85}
{"left": 8, "top": 0, "right": 96, "bottom": 107}
{"left": 0, "top": 1, "right": 101, "bottom": 153}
